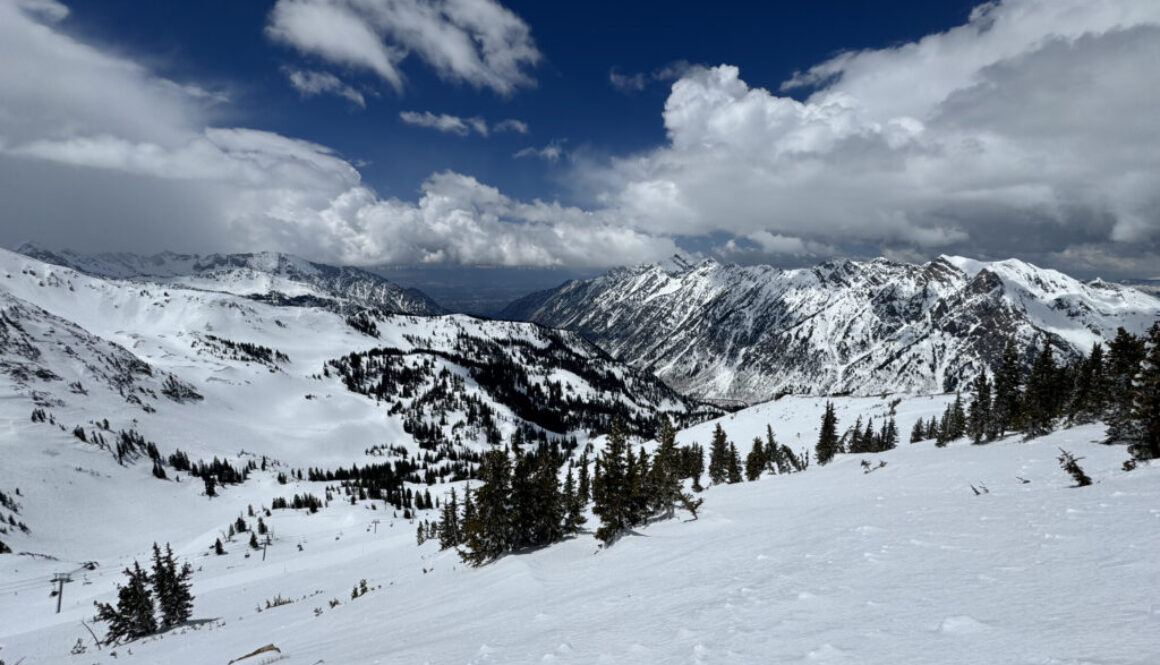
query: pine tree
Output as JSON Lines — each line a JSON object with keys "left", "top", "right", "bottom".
{"left": 707, "top": 424, "right": 730, "bottom": 485}
{"left": 1069, "top": 343, "right": 1105, "bottom": 424}
{"left": 438, "top": 488, "right": 461, "bottom": 550}
{"left": 726, "top": 443, "right": 743, "bottom": 484}
{"left": 950, "top": 393, "right": 967, "bottom": 441}
{"left": 967, "top": 370, "right": 992, "bottom": 444}
{"left": 593, "top": 420, "right": 631, "bottom": 545}
{"left": 1022, "top": 341, "right": 1058, "bottom": 439}
{"left": 530, "top": 452, "right": 564, "bottom": 547}
{"left": 861, "top": 417, "right": 875, "bottom": 453}
{"left": 152, "top": 543, "right": 193, "bottom": 630}
{"left": 745, "top": 437, "right": 766, "bottom": 481}
{"left": 562, "top": 466, "right": 586, "bottom": 534}
{"left": 461, "top": 450, "right": 512, "bottom": 565}
{"left": 94, "top": 562, "right": 156, "bottom": 644}
{"left": 880, "top": 417, "right": 898, "bottom": 451}
{"left": 1057, "top": 449, "right": 1092, "bottom": 487}
{"left": 910, "top": 418, "right": 925, "bottom": 443}
{"left": 1125, "top": 323, "right": 1160, "bottom": 461}
{"left": 213, "top": 538, "right": 225, "bottom": 556}
{"left": 648, "top": 417, "right": 697, "bottom": 520}
{"left": 815, "top": 402, "right": 839, "bottom": 465}
{"left": 847, "top": 415, "right": 864, "bottom": 454}
{"left": 508, "top": 446, "right": 537, "bottom": 550}
{"left": 992, "top": 342, "right": 1023, "bottom": 437}
{"left": 577, "top": 450, "right": 591, "bottom": 504}
{"left": 1105, "top": 327, "right": 1147, "bottom": 443}
{"left": 460, "top": 484, "right": 476, "bottom": 544}
{"left": 763, "top": 425, "right": 782, "bottom": 474}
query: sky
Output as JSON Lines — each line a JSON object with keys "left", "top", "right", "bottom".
{"left": 0, "top": 0, "right": 1157, "bottom": 279}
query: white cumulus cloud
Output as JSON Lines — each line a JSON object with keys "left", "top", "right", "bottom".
{"left": 587, "top": 0, "right": 1160, "bottom": 271}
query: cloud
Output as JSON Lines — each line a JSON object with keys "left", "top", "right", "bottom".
{"left": 399, "top": 111, "right": 527, "bottom": 137}
{"left": 609, "top": 61, "right": 692, "bottom": 93}
{"left": 2, "top": 0, "right": 1159, "bottom": 277}
{"left": 609, "top": 68, "right": 645, "bottom": 93}
{"left": 266, "top": 0, "right": 541, "bottom": 96}
{"left": 514, "top": 139, "right": 565, "bottom": 163}
{"left": 0, "top": 1, "right": 670, "bottom": 267}
{"left": 585, "top": 0, "right": 1160, "bottom": 273}
{"left": 252, "top": 171, "right": 679, "bottom": 266}
{"left": 283, "top": 67, "right": 366, "bottom": 107}
{"left": 400, "top": 110, "right": 481, "bottom": 136}
{"left": 493, "top": 118, "right": 528, "bottom": 134}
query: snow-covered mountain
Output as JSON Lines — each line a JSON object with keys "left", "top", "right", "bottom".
{"left": 2, "top": 245, "right": 1158, "bottom": 664}
{"left": 15, "top": 243, "right": 446, "bottom": 316}
{"left": 503, "top": 256, "right": 1160, "bottom": 403}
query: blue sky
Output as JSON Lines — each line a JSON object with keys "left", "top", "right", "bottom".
{"left": 1, "top": 0, "right": 1158, "bottom": 277}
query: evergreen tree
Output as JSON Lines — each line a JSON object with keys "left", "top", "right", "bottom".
{"left": 577, "top": 450, "right": 591, "bottom": 504}
{"left": 1022, "top": 341, "right": 1058, "bottom": 439}
{"left": 562, "top": 466, "right": 586, "bottom": 534}
{"left": 992, "top": 342, "right": 1024, "bottom": 436}
{"left": 438, "top": 488, "right": 461, "bottom": 550}
{"left": 1105, "top": 327, "right": 1147, "bottom": 443}
{"left": 529, "top": 452, "right": 564, "bottom": 547}
{"left": 763, "top": 425, "right": 782, "bottom": 474}
{"left": 950, "top": 393, "right": 967, "bottom": 441}
{"left": 815, "top": 402, "right": 839, "bottom": 465}
{"left": 726, "top": 443, "right": 743, "bottom": 484}
{"left": 647, "top": 417, "right": 698, "bottom": 520}
{"left": 461, "top": 450, "right": 512, "bottom": 565}
{"left": 213, "top": 538, "right": 225, "bottom": 556}
{"left": 910, "top": 418, "right": 925, "bottom": 443}
{"left": 861, "top": 417, "right": 875, "bottom": 453}
{"left": 1069, "top": 343, "right": 1105, "bottom": 424}
{"left": 879, "top": 417, "right": 898, "bottom": 451}
{"left": 507, "top": 445, "right": 537, "bottom": 550}
{"left": 745, "top": 437, "right": 766, "bottom": 481}
{"left": 1125, "top": 323, "right": 1160, "bottom": 461}
{"left": 593, "top": 420, "right": 631, "bottom": 545}
{"left": 152, "top": 543, "right": 193, "bottom": 630}
{"left": 967, "top": 370, "right": 992, "bottom": 444}
{"left": 460, "top": 484, "right": 476, "bottom": 542}
{"left": 847, "top": 416, "right": 865, "bottom": 454}
{"left": 707, "top": 424, "right": 730, "bottom": 484}
{"left": 93, "top": 562, "right": 155, "bottom": 644}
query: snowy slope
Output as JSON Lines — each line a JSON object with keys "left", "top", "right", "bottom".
{"left": 2, "top": 392, "right": 1157, "bottom": 665}
{"left": 0, "top": 245, "right": 705, "bottom": 559}
{"left": 2, "top": 247, "right": 1157, "bottom": 665}
{"left": 503, "top": 256, "right": 1160, "bottom": 402}
{"left": 16, "top": 243, "right": 446, "bottom": 316}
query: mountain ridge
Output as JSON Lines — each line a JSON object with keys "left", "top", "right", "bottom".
{"left": 14, "top": 243, "right": 446, "bottom": 316}
{"left": 502, "top": 254, "right": 1160, "bottom": 402}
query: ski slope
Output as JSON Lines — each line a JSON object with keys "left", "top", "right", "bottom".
{"left": 3, "top": 394, "right": 1157, "bottom": 665}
